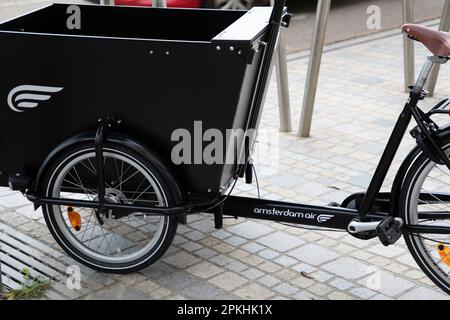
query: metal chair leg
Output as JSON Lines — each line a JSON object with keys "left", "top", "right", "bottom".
{"left": 299, "top": 0, "right": 331, "bottom": 138}
{"left": 403, "top": 0, "right": 415, "bottom": 93}
{"left": 153, "top": 0, "right": 168, "bottom": 7}
{"left": 275, "top": 29, "right": 292, "bottom": 132}
{"left": 222, "top": 0, "right": 248, "bottom": 10}
{"left": 425, "top": 0, "right": 450, "bottom": 96}
{"left": 270, "top": 0, "right": 291, "bottom": 132}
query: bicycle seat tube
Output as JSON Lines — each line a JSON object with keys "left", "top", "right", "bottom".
{"left": 358, "top": 56, "right": 441, "bottom": 219}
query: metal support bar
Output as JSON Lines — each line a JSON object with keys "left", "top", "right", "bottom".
{"left": 404, "top": 225, "right": 450, "bottom": 234}
{"left": 270, "top": 0, "right": 292, "bottom": 132}
{"left": 275, "top": 28, "right": 292, "bottom": 132}
{"left": 94, "top": 116, "right": 115, "bottom": 223}
{"left": 425, "top": 0, "right": 450, "bottom": 96}
{"left": 27, "top": 195, "right": 188, "bottom": 216}
{"left": 403, "top": 0, "right": 415, "bottom": 93}
{"left": 153, "top": 0, "right": 168, "bottom": 7}
{"left": 299, "top": 0, "right": 331, "bottom": 137}
{"left": 100, "top": 0, "right": 115, "bottom": 5}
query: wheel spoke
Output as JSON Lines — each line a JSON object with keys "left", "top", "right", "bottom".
{"left": 128, "top": 176, "right": 149, "bottom": 201}
{"left": 131, "top": 184, "right": 153, "bottom": 204}
{"left": 114, "top": 168, "right": 140, "bottom": 190}
{"left": 62, "top": 178, "right": 96, "bottom": 196}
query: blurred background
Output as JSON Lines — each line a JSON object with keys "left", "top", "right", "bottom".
{"left": 0, "top": 0, "right": 448, "bottom": 53}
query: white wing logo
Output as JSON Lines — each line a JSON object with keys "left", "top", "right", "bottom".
{"left": 7, "top": 85, "right": 63, "bottom": 112}
{"left": 317, "top": 214, "right": 334, "bottom": 223}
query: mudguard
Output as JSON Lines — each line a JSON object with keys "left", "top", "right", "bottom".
{"left": 390, "top": 125, "right": 450, "bottom": 217}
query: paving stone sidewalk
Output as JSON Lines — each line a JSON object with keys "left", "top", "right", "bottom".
{"left": 2, "top": 22, "right": 450, "bottom": 299}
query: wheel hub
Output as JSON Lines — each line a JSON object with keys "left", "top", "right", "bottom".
{"left": 93, "top": 188, "right": 130, "bottom": 221}
{"left": 104, "top": 188, "right": 128, "bottom": 204}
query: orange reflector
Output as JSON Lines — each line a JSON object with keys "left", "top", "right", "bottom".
{"left": 437, "top": 243, "right": 450, "bottom": 267}
{"left": 67, "top": 207, "right": 81, "bottom": 231}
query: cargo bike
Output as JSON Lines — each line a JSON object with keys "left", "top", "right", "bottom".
{"left": 3, "top": 0, "right": 450, "bottom": 295}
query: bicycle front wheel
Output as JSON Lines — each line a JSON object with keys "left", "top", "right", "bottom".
{"left": 400, "top": 138, "right": 450, "bottom": 294}
{"left": 40, "top": 141, "right": 179, "bottom": 273}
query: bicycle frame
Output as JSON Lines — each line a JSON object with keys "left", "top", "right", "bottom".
{"left": 212, "top": 55, "right": 450, "bottom": 237}
{"left": 26, "top": 56, "right": 450, "bottom": 238}
{"left": 359, "top": 56, "right": 450, "bottom": 219}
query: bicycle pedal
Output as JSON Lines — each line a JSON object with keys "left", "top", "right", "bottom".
{"left": 376, "top": 217, "right": 403, "bottom": 246}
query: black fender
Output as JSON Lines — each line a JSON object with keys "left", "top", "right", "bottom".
{"left": 390, "top": 126, "right": 450, "bottom": 217}
{"left": 34, "top": 131, "right": 186, "bottom": 223}
{"left": 389, "top": 145, "right": 421, "bottom": 217}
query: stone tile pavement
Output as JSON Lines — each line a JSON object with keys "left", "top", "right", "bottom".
{"left": 2, "top": 22, "right": 450, "bottom": 299}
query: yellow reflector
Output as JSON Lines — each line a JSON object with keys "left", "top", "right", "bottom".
{"left": 437, "top": 243, "right": 450, "bottom": 267}
{"left": 67, "top": 207, "right": 81, "bottom": 231}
